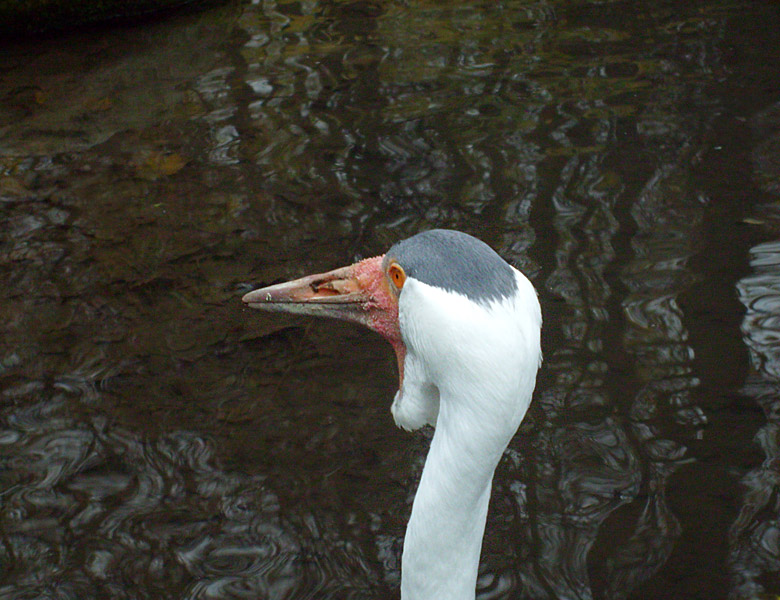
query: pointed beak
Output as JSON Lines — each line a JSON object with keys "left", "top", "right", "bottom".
{"left": 243, "top": 255, "right": 406, "bottom": 384}
{"left": 243, "top": 263, "right": 371, "bottom": 323}
{"left": 243, "top": 254, "right": 402, "bottom": 348}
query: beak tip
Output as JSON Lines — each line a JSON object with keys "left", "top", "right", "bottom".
{"left": 242, "top": 289, "right": 267, "bottom": 306}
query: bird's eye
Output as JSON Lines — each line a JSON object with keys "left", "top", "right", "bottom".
{"left": 388, "top": 263, "right": 406, "bottom": 290}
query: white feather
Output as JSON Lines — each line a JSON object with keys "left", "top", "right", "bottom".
{"left": 393, "top": 267, "right": 542, "bottom": 600}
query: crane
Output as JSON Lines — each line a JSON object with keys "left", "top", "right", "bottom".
{"left": 243, "top": 229, "right": 542, "bottom": 600}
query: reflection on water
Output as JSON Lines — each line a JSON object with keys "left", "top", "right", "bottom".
{"left": 730, "top": 99, "right": 780, "bottom": 600}
{"left": 0, "top": 394, "right": 379, "bottom": 599}
{"left": 735, "top": 238, "right": 780, "bottom": 600}
{"left": 2, "top": 0, "right": 780, "bottom": 598}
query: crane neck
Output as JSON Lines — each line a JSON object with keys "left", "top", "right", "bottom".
{"left": 400, "top": 404, "right": 507, "bottom": 600}
{"left": 393, "top": 269, "right": 542, "bottom": 600}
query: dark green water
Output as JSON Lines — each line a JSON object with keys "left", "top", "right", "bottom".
{"left": 2, "top": 1, "right": 780, "bottom": 598}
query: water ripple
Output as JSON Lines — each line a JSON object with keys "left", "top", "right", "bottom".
{"left": 733, "top": 238, "right": 780, "bottom": 597}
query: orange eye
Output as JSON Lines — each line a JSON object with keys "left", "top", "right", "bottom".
{"left": 388, "top": 263, "right": 406, "bottom": 290}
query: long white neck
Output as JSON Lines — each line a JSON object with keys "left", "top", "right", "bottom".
{"left": 394, "top": 271, "right": 542, "bottom": 600}
{"left": 400, "top": 406, "right": 502, "bottom": 600}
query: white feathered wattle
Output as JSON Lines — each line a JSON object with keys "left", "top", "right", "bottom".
{"left": 242, "top": 232, "right": 542, "bottom": 600}
{"left": 392, "top": 269, "right": 541, "bottom": 600}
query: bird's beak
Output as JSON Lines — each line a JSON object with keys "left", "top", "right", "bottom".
{"left": 242, "top": 255, "right": 406, "bottom": 381}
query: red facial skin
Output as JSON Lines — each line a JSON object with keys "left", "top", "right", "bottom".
{"left": 242, "top": 255, "right": 406, "bottom": 385}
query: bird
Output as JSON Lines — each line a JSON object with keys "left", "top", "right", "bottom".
{"left": 242, "top": 229, "right": 542, "bottom": 600}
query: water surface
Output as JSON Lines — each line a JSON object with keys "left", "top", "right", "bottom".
{"left": 2, "top": 1, "right": 780, "bottom": 598}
